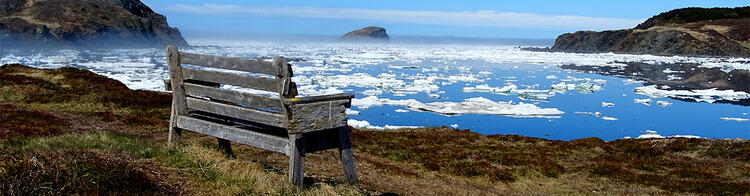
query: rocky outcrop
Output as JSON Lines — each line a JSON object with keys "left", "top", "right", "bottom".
{"left": 549, "top": 7, "right": 750, "bottom": 57}
{"left": 341, "top": 26, "right": 389, "bottom": 41}
{"left": 0, "top": 0, "right": 188, "bottom": 49}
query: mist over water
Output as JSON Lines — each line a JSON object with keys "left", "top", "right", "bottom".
{"left": 1, "top": 36, "right": 748, "bottom": 140}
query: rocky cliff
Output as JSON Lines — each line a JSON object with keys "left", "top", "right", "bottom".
{"left": 341, "top": 26, "right": 389, "bottom": 41}
{"left": 550, "top": 7, "right": 750, "bottom": 57}
{"left": 0, "top": 0, "right": 188, "bottom": 49}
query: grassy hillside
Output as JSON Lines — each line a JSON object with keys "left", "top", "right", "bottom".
{"left": 1, "top": 64, "right": 749, "bottom": 195}
{"left": 648, "top": 6, "right": 750, "bottom": 24}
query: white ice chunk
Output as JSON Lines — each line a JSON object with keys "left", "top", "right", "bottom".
{"left": 635, "top": 130, "right": 702, "bottom": 139}
{"left": 602, "top": 102, "right": 615, "bottom": 107}
{"left": 656, "top": 100, "right": 673, "bottom": 107}
{"left": 637, "top": 130, "right": 664, "bottom": 139}
{"left": 720, "top": 117, "right": 749, "bottom": 122}
{"left": 347, "top": 119, "right": 422, "bottom": 130}
{"left": 635, "top": 85, "right": 750, "bottom": 103}
{"left": 345, "top": 109, "right": 360, "bottom": 115}
{"left": 601, "top": 116, "right": 618, "bottom": 121}
{"left": 361, "top": 89, "right": 383, "bottom": 96}
{"left": 634, "top": 98, "right": 651, "bottom": 106}
{"left": 352, "top": 96, "right": 564, "bottom": 118}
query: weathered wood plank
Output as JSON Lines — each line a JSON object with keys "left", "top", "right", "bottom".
{"left": 283, "top": 93, "right": 354, "bottom": 105}
{"left": 287, "top": 99, "right": 350, "bottom": 133}
{"left": 183, "top": 83, "right": 283, "bottom": 111}
{"left": 167, "top": 45, "right": 187, "bottom": 146}
{"left": 182, "top": 68, "right": 279, "bottom": 92}
{"left": 181, "top": 52, "right": 278, "bottom": 76}
{"left": 175, "top": 116, "right": 289, "bottom": 154}
{"left": 273, "top": 56, "right": 295, "bottom": 125}
{"left": 273, "top": 56, "right": 293, "bottom": 78}
{"left": 288, "top": 134, "right": 305, "bottom": 186}
{"left": 338, "top": 127, "right": 358, "bottom": 184}
{"left": 186, "top": 97, "right": 287, "bottom": 128}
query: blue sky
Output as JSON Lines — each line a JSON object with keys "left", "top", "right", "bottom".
{"left": 143, "top": 0, "right": 748, "bottom": 39}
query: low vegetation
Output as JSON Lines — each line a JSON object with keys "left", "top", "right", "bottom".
{"left": 648, "top": 6, "right": 750, "bottom": 24}
{"left": 1, "top": 64, "right": 749, "bottom": 195}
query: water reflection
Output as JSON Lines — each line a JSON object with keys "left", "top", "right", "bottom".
{"left": 561, "top": 62, "right": 750, "bottom": 105}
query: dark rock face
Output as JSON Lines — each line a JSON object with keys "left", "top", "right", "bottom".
{"left": 551, "top": 30, "right": 630, "bottom": 53}
{"left": 341, "top": 26, "right": 389, "bottom": 41}
{"left": 0, "top": 0, "right": 188, "bottom": 49}
{"left": 550, "top": 7, "right": 750, "bottom": 57}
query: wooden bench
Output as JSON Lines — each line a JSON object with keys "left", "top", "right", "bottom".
{"left": 164, "top": 45, "right": 357, "bottom": 186}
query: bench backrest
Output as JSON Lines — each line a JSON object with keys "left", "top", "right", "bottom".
{"left": 166, "top": 45, "right": 297, "bottom": 128}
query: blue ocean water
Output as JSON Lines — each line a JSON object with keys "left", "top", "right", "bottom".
{"left": 1, "top": 39, "right": 748, "bottom": 140}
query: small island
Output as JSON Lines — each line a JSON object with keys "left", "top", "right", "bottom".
{"left": 341, "top": 26, "right": 390, "bottom": 41}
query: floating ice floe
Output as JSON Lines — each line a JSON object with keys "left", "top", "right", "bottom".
{"left": 623, "top": 79, "right": 643, "bottom": 85}
{"left": 347, "top": 119, "right": 422, "bottom": 130}
{"left": 545, "top": 75, "right": 558, "bottom": 79}
{"left": 601, "top": 102, "right": 615, "bottom": 107}
{"left": 575, "top": 111, "right": 603, "bottom": 117}
{"left": 551, "top": 81, "right": 603, "bottom": 94}
{"left": 720, "top": 117, "right": 749, "bottom": 122}
{"left": 361, "top": 89, "right": 383, "bottom": 96}
{"left": 634, "top": 98, "right": 651, "bottom": 106}
{"left": 463, "top": 83, "right": 555, "bottom": 101}
{"left": 394, "top": 109, "right": 410, "bottom": 113}
{"left": 345, "top": 109, "right": 360, "bottom": 115}
{"left": 450, "top": 124, "right": 459, "bottom": 128}
{"left": 662, "top": 68, "right": 685, "bottom": 74}
{"left": 656, "top": 100, "right": 673, "bottom": 107}
{"left": 634, "top": 130, "right": 701, "bottom": 139}
{"left": 352, "top": 96, "right": 564, "bottom": 118}
{"left": 601, "top": 116, "right": 618, "bottom": 121}
{"left": 635, "top": 85, "right": 750, "bottom": 103}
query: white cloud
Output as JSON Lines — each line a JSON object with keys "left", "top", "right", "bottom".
{"left": 166, "top": 4, "right": 644, "bottom": 30}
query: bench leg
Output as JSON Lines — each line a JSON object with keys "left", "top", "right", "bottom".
{"left": 338, "top": 127, "right": 359, "bottom": 184}
{"left": 168, "top": 105, "right": 182, "bottom": 147}
{"left": 168, "top": 126, "right": 182, "bottom": 147}
{"left": 218, "top": 138, "right": 235, "bottom": 158}
{"left": 289, "top": 133, "right": 305, "bottom": 186}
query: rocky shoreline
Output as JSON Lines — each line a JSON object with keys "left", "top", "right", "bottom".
{"left": 530, "top": 7, "right": 750, "bottom": 57}
{"left": 0, "top": 0, "right": 188, "bottom": 49}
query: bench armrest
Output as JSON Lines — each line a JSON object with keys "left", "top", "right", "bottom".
{"left": 283, "top": 93, "right": 354, "bottom": 106}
